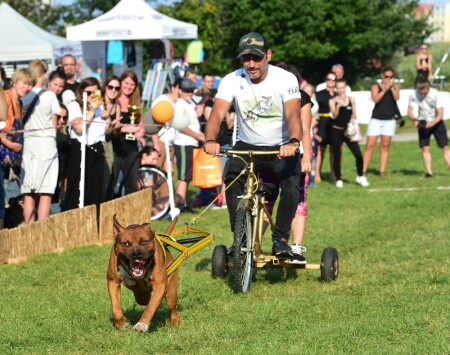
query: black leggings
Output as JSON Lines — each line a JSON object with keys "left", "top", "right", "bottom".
{"left": 330, "top": 128, "right": 363, "bottom": 180}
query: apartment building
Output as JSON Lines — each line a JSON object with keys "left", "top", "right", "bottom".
{"left": 419, "top": 1, "right": 450, "bottom": 42}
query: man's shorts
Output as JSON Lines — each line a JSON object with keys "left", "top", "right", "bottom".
{"left": 366, "top": 118, "right": 396, "bottom": 137}
{"left": 418, "top": 120, "right": 449, "bottom": 148}
{"left": 174, "top": 144, "right": 195, "bottom": 182}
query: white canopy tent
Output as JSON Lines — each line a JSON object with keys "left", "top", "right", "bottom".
{"left": 66, "top": 0, "right": 198, "bottom": 41}
{"left": 0, "top": 2, "right": 82, "bottom": 65}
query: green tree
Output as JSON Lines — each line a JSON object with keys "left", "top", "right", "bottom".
{"left": 1, "top": 0, "right": 69, "bottom": 35}
{"left": 167, "top": 0, "right": 431, "bottom": 83}
{"left": 157, "top": 0, "right": 225, "bottom": 74}
{"left": 63, "top": 0, "right": 117, "bottom": 26}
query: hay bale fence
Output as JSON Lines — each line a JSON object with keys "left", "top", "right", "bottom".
{"left": 0, "top": 188, "right": 152, "bottom": 264}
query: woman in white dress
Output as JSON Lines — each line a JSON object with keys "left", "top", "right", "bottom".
{"left": 21, "top": 60, "right": 60, "bottom": 223}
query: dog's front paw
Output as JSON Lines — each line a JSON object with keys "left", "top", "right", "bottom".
{"left": 133, "top": 322, "right": 149, "bottom": 332}
{"left": 170, "top": 314, "right": 180, "bottom": 327}
{"left": 114, "top": 317, "right": 128, "bottom": 330}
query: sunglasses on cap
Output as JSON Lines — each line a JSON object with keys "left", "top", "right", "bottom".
{"left": 107, "top": 85, "right": 120, "bottom": 91}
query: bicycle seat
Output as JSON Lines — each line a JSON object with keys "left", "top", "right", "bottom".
{"left": 256, "top": 182, "right": 277, "bottom": 196}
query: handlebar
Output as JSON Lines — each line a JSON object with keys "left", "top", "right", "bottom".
{"left": 224, "top": 149, "right": 280, "bottom": 156}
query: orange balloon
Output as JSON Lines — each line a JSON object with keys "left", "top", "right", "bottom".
{"left": 152, "top": 100, "right": 175, "bottom": 123}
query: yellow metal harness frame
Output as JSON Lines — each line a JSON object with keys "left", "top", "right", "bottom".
{"left": 156, "top": 225, "right": 213, "bottom": 277}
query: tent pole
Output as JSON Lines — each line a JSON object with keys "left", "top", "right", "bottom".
{"left": 163, "top": 124, "right": 179, "bottom": 220}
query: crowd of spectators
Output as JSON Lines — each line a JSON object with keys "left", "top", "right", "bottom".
{"left": 1, "top": 42, "right": 449, "bottom": 236}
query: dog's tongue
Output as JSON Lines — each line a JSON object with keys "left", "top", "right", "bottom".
{"left": 131, "top": 260, "right": 146, "bottom": 277}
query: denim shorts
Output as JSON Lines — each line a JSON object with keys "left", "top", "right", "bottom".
{"left": 366, "top": 118, "right": 396, "bottom": 137}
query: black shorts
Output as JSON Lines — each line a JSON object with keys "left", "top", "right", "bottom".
{"left": 174, "top": 145, "right": 194, "bottom": 182}
{"left": 316, "top": 116, "right": 332, "bottom": 146}
{"left": 418, "top": 120, "right": 449, "bottom": 148}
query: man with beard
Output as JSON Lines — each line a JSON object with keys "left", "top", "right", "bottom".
{"left": 204, "top": 32, "right": 302, "bottom": 256}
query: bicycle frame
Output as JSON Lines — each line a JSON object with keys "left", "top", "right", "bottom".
{"left": 213, "top": 149, "right": 338, "bottom": 292}
{"left": 227, "top": 149, "right": 277, "bottom": 261}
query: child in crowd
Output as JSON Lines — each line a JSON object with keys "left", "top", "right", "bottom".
{"left": 138, "top": 146, "right": 169, "bottom": 219}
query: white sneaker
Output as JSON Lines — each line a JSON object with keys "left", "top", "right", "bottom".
{"left": 336, "top": 180, "right": 344, "bottom": 188}
{"left": 356, "top": 175, "right": 369, "bottom": 187}
{"left": 288, "top": 244, "right": 307, "bottom": 264}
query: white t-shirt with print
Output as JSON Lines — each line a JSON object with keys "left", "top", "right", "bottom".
{"left": 408, "top": 87, "right": 443, "bottom": 122}
{"left": 215, "top": 65, "right": 301, "bottom": 146}
{"left": 173, "top": 98, "right": 201, "bottom": 146}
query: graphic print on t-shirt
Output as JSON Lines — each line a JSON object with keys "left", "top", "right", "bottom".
{"left": 245, "top": 95, "right": 273, "bottom": 126}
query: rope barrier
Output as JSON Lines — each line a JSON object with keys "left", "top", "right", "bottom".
{"left": 0, "top": 120, "right": 165, "bottom": 136}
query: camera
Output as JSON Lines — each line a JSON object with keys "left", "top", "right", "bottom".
{"left": 418, "top": 119, "right": 427, "bottom": 129}
{"left": 393, "top": 113, "right": 405, "bottom": 128}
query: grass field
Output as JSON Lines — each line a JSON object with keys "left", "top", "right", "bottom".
{"left": 0, "top": 140, "right": 449, "bottom": 354}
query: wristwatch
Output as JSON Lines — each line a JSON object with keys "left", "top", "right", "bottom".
{"left": 289, "top": 138, "right": 300, "bottom": 145}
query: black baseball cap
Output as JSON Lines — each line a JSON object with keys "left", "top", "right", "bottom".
{"left": 180, "top": 79, "right": 196, "bottom": 92}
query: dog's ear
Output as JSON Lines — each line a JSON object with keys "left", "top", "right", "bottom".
{"left": 113, "top": 214, "right": 124, "bottom": 235}
{"left": 142, "top": 223, "right": 155, "bottom": 241}
{"left": 142, "top": 222, "right": 152, "bottom": 230}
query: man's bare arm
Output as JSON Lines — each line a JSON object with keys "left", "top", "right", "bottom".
{"left": 279, "top": 98, "right": 302, "bottom": 158}
{"left": 204, "top": 98, "right": 231, "bottom": 155}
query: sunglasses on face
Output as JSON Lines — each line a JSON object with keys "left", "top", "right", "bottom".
{"left": 326, "top": 77, "right": 336, "bottom": 81}
{"left": 84, "top": 90, "right": 94, "bottom": 96}
{"left": 107, "top": 85, "right": 120, "bottom": 91}
{"left": 383, "top": 75, "right": 393, "bottom": 79}
{"left": 57, "top": 115, "right": 67, "bottom": 120}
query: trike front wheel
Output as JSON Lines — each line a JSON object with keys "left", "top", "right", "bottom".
{"left": 233, "top": 199, "right": 253, "bottom": 293}
{"left": 211, "top": 245, "right": 229, "bottom": 278}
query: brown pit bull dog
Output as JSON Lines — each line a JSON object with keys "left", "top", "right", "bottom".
{"left": 107, "top": 215, "right": 180, "bottom": 332}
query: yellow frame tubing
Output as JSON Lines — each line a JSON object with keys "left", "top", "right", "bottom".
{"left": 156, "top": 225, "right": 214, "bottom": 277}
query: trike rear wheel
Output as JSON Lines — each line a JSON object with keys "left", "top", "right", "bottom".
{"left": 320, "top": 247, "right": 339, "bottom": 281}
{"left": 211, "top": 245, "right": 229, "bottom": 278}
{"left": 233, "top": 199, "right": 253, "bottom": 293}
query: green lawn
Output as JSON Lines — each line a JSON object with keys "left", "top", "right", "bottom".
{"left": 0, "top": 140, "right": 449, "bottom": 354}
